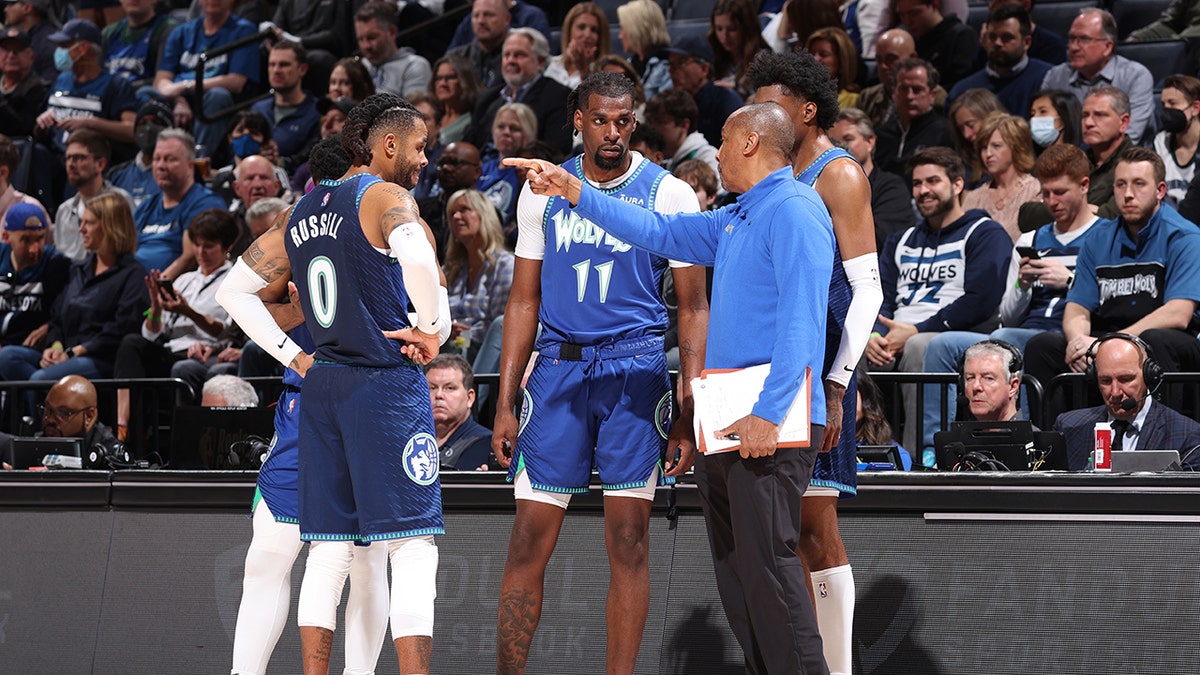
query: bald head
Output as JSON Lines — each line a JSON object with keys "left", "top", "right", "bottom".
{"left": 51, "top": 375, "right": 98, "bottom": 408}
{"left": 729, "top": 103, "right": 795, "bottom": 159}
{"left": 716, "top": 103, "right": 794, "bottom": 193}
{"left": 1094, "top": 337, "right": 1151, "bottom": 421}
{"left": 233, "top": 155, "right": 281, "bottom": 205}
{"left": 43, "top": 375, "right": 99, "bottom": 437}
{"left": 876, "top": 29, "right": 918, "bottom": 91}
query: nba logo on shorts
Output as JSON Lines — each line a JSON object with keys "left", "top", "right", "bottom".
{"left": 403, "top": 433, "right": 439, "bottom": 485}
{"left": 818, "top": 582, "right": 828, "bottom": 599}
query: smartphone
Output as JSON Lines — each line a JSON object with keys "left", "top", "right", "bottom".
{"left": 156, "top": 278, "right": 178, "bottom": 299}
{"left": 1015, "top": 246, "right": 1040, "bottom": 260}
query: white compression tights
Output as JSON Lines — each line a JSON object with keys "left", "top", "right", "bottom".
{"left": 298, "top": 536, "right": 437, "bottom": 639}
{"left": 231, "top": 504, "right": 390, "bottom": 675}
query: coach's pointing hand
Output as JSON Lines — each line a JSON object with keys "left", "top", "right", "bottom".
{"left": 503, "top": 157, "right": 584, "bottom": 205}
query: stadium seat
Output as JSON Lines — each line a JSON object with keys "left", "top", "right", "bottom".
{"left": 592, "top": 0, "right": 669, "bottom": 25}
{"left": 1115, "top": 39, "right": 1191, "bottom": 89}
{"left": 664, "top": 19, "right": 711, "bottom": 47}
{"left": 10, "top": 137, "right": 65, "bottom": 215}
{"left": 1112, "top": 0, "right": 1175, "bottom": 41}
{"left": 966, "top": 4, "right": 989, "bottom": 33}
{"left": 667, "top": 0, "right": 717, "bottom": 22}
{"left": 1030, "top": 0, "right": 1099, "bottom": 38}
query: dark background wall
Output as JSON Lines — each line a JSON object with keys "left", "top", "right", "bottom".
{"left": 3, "top": 499, "right": 1199, "bottom": 674}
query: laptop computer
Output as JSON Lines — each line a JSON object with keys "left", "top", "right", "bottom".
{"left": 168, "top": 406, "right": 275, "bottom": 469}
{"left": 1110, "top": 450, "right": 1181, "bottom": 473}
{"left": 10, "top": 437, "right": 83, "bottom": 470}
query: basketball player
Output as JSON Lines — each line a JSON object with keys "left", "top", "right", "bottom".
{"left": 491, "top": 72, "right": 709, "bottom": 674}
{"left": 749, "top": 51, "right": 885, "bottom": 675}
{"left": 218, "top": 93, "right": 450, "bottom": 675}
{"left": 229, "top": 137, "right": 391, "bottom": 675}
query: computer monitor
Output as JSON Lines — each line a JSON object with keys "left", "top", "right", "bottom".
{"left": 10, "top": 437, "right": 83, "bottom": 470}
{"left": 934, "top": 421, "right": 1053, "bottom": 471}
{"left": 168, "top": 406, "right": 275, "bottom": 469}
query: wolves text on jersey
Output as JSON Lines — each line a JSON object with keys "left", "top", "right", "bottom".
{"left": 551, "top": 209, "right": 632, "bottom": 254}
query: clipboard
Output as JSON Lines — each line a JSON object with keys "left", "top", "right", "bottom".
{"left": 690, "top": 364, "right": 811, "bottom": 454}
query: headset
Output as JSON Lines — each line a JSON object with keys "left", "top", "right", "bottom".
{"left": 1083, "top": 332, "right": 1164, "bottom": 396}
{"left": 957, "top": 339, "right": 1024, "bottom": 391}
{"left": 85, "top": 439, "right": 134, "bottom": 470}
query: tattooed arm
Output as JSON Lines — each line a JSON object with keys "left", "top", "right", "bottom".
{"left": 217, "top": 206, "right": 314, "bottom": 375}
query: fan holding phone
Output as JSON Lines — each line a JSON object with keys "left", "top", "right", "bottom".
{"left": 111, "top": 210, "right": 240, "bottom": 438}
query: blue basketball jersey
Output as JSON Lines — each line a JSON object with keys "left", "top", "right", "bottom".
{"left": 799, "top": 147, "right": 860, "bottom": 496}
{"left": 284, "top": 174, "right": 415, "bottom": 367}
{"left": 537, "top": 156, "right": 671, "bottom": 348}
{"left": 797, "top": 147, "right": 854, "bottom": 375}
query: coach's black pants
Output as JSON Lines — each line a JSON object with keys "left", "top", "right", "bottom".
{"left": 694, "top": 424, "right": 829, "bottom": 675}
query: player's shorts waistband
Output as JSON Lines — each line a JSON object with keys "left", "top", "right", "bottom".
{"left": 539, "top": 335, "right": 664, "bottom": 361}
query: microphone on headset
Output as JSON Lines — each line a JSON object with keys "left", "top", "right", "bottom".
{"left": 1120, "top": 392, "right": 1151, "bottom": 411}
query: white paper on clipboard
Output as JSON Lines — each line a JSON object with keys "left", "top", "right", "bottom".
{"left": 690, "top": 364, "right": 811, "bottom": 454}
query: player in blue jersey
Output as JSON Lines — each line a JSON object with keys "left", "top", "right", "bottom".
{"left": 218, "top": 94, "right": 451, "bottom": 675}
{"left": 228, "top": 137, "right": 390, "bottom": 675}
{"left": 750, "top": 51, "right": 885, "bottom": 675}
{"left": 491, "top": 72, "right": 709, "bottom": 675}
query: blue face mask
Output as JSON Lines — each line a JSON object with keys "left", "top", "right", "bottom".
{"left": 1029, "top": 116, "right": 1060, "bottom": 147}
{"left": 231, "top": 134, "right": 261, "bottom": 159}
{"left": 53, "top": 47, "right": 75, "bottom": 72}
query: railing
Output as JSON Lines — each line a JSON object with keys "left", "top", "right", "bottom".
{"left": 0, "top": 378, "right": 195, "bottom": 457}
{"left": 194, "top": 29, "right": 275, "bottom": 124}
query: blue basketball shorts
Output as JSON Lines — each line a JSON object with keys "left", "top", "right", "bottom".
{"left": 298, "top": 363, "right": 445, "bottom": 542}
{"left": 508, "top": 337, "right": 673, "bottom": 494}
{"left": 810, "top": 374, "right": 858, "bottom": 497}
{"left": 255, "top": 386, "right": 302, "bottom": 523}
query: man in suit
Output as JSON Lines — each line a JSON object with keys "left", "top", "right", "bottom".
{"left": 1053, "top": 334, "right": 1200, "bottom": 471}
{"left": 468, "top": 27, "right": 572, "bottom": 156}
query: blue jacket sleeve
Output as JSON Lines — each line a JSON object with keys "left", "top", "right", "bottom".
{"left": 750, "top": 196, "right": 834, "bottom": 424}
{"left": 1162, "top": 226, "right": 1200, "bottom": 303}
{"left": 574, "top": 182, "right": 722, "bottom": 265}
{"left": 913, "top": 221, "right": 1012, "bottom": 333}
{"left": 875, "top": 229, "right": 901, "bottom": 333}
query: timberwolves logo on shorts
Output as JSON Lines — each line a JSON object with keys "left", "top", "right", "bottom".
{"left": 654, "top": 392, "right": 673, "bottom": 440}
{"left": 518, "top": 389, "right": 533, "bottom": 435}
{"left": 403, "top": 433, "right": 439, "bottom": 485}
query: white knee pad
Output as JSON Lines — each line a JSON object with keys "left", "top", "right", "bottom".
{"left": 297, "top": 540, "right": 354, "bottom": 631}
{"left": 513, "top": 468, "right": 572, "bottom": 509}
{"left": 387, "top": 535, "right": 438, "bottom": 638}
{"left": 602, "top": 465, "right": 659, "bottom": 502}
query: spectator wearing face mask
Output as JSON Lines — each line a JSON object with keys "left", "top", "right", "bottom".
{"left": 1153, "top": 75, "right": 1200, "bottom": 207}
{"left": 107, "top": 99, "right": 172, "bottom": 209}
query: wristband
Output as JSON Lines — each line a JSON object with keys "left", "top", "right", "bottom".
{"left": 870, "top": 332, "right": 882, "bottom": 338}
{"left": 51, "top": 341, "right": 63, "bottom": 351}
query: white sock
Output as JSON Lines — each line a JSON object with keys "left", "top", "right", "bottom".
{"left": 343, "top": 543, "right": 391, "bottom": 675}
{"left": 811, "top": 564, "right": 855, "bottom": 675}
{"left": 231, "top": 504, "right": 303, "bottom": 675}
{"left": 298, "top": 540, "right": 354, "bottom": 631}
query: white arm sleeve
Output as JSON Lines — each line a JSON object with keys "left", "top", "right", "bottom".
{"left": 828, "top": 253, "right": 884, "bottom": 387}
{"left": 215, "top": 258, "right": 303, "bottom": 368}
{"left": 388, "top": 222, "right": 441, "bottom": 334}
{"left": 999, "top": 232, "right": 1033, "bottom": 326}
{"left": 411, "top": 286, "right": 453, "bottom": 346}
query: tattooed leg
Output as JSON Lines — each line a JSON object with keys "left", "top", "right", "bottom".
{"left": 496, "top": 500, "right": 568, "bottom": 675}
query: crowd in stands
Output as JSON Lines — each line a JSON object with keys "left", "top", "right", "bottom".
{"left": 4, "top": 0, "right": 1200, "bottom": 470}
